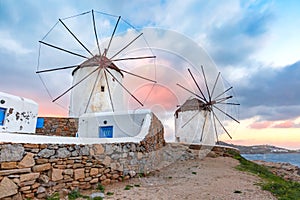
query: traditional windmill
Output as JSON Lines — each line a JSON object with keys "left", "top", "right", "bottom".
{"left": 175, "top": 66, "right": 240, "bottom": 144}
{"left": 36, "top": 10, "right": 156, "bottom": 118}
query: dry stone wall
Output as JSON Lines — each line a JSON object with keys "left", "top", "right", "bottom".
{"left": 0, "top": 114, "right": 165, "bottom": 199}
{"left": 35, "top": 117, "right": 78, "bottom": 137}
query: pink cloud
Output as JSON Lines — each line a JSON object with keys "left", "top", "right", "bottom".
{"left": 272, "top": 121, "right": 295, "bottom": 128}
{"left": 249, "top": 121, "right": 273, "bottom": 129}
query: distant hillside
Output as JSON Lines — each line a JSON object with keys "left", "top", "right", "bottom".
{"left": 218, "top": 141, "right": 300, "bottom": 154}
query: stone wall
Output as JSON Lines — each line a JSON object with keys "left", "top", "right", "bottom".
{"left": 35, "top": 117, "right": 78, "bottom": 137}
{"left": 0, "top": 114, "right": 165, "bottom": 199}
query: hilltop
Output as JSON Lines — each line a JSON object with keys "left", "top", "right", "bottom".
{"left": 218, "top": 141, "right": 300, "bottom": 154}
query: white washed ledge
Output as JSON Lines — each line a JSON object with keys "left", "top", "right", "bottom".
{"left": 0, "top": 132, "right": 145, "bottom": 144}
{"left": 0, "top": 112, "right": 152, "bottom": 145}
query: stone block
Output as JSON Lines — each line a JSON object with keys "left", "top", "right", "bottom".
{"left": 74, "top": 168, "right": 85, "bottom": 180}
{"left": 0, "top": 168, "right": 31, "bottom": 176}
{"left": 19, "top": 186, "right": 31, "bottom": 191}
{"left": 51, "top": 169, "right": 63, "bottom": 181}
{"left": 1, "top": 162, "right": 17, "bottom": 169}
{"left": 0, "top": 177, "right": 18, "bottom": 199}
{"left": 32, "top": 163, "right": 51, "bottom": 172}
{"left": 91, "top": 144, "right": 104, "bottom": 155}
{"left": 0, "top": 144, "right": 24, "bottom": 162}
{"left": 18, "top": 153, "right": 35, "bottom": 168}
{"left": 20, "top": 173, "right": 40, "bottom": 182}
{"left": 64, "top": 169, "right": 73, "bottom": 176}
{"left": 90, "top": 168, "right": 98, "bottom": 176}
{"left": 18, "top": 180, "right": 35, "bottom": 187}
{"left": 36, "top": 158, "right": 49, "bottom": 164}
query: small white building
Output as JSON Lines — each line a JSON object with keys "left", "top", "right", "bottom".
{"left": 78, "top": 109, "right": 152, "bottom": 138}
{"left": 0, "top": 92, "right": 38, "bottom": 133}
{"left": 174, "top": 98, "right": 216, "bottom": 145}
{"left": 69, "top": 56, "right": 124, "bottom": 117}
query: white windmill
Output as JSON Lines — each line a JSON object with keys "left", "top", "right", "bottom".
{"left": 37, "top": 10, "right": 157, "bottom": 138}
{"left": 175, "top": 66, "right": 240, "bottom": 145}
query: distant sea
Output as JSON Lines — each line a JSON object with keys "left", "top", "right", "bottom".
{"left": 242, "top": 153, "right": 300, "bottom": 168}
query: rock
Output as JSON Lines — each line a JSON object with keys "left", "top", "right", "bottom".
{"left": 19, "top": 180, "right": 35, "bottom": 187}
{"left": 1, "top": 162, "right": 17, "bottom": 169}
{"left": 51, "top": 169, "right": 63, "bottom": 181}
{"left": 79, "top": 146, "right": 90, "bottom": 156}
{"left": 91, "top": 144, "right": 104, "bottom": 155}
{"left": 32, "top": 163, "right": 51, "bottom": 172}
{"left": 102, "top": 156, "right": 112, "bottom": 166}
{"left": 90, "top": 168, "right": 98, "bottom": 176}
{"left": 90, "top": 192, "right": 105, "bottom": 199}
{"left": 90, "top": 178, "right": 99, "bottom": 184}
{"left": 20, "top": 173, "right": 40, "bottom": 182}
{"left": 36, "top": 186, "right": 46, "bottom": 194}
{"left": 129, "top": 170, "right": 136, "bottom": 177}
{"left": 101, "top": 179, "right": 111, "bottom": 185}
{"left": 19, "top": 186, "right": 30, "bottom": 191}
{"left": 0, "top": 168, "right": 31, "bottom": 176}
{"left": 56, "top": 148, "right": 71, "bottom": 158}
{"left": 74, "top": 168, "right": 85, "bottom": 180}
{"left": 38, "top": 149, "right": 55, "bottom": 158}
{"left": 18, "top": 153, "right": 35, "bottom": 168}
{"left": 0, "top": 144, "right": 24, "bottom": 162}
{"left": 64, "top": 169, "right": 73, "bottom": 176}
{"left": 0, "top": 177, "right": 18, "bottom": 198}
{"left": 36, "top": 158, "right": 49, "bottom": 164}
{"left": 38, "top": 175, "right": 50, "bottom": 184}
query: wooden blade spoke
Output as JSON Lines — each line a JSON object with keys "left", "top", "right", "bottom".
{"left": 176, "top": 83, "right": 206, "bottom": 103}
{"left": 200, "top": 111, "right": 209, "bottom": 142}
{"left": 112, "top": 55, "right": 156, "bottom": 62}
{"left": 39, "top": 41, "right": 89, "bottom": 59}
{"left": 188, "top": 68, "right": 207, "bottom": 103}
{"left": 215, "top": 96, "right": 233, "bottom": 103}
{"left": 36, "top": 65, "right": 80, "bottom": 73}
{"left": 201, "top": 65, "right": 211, "bottom": 102}
{"left": 213, "top": 105, "right": 240, "bottom": 124}
{"left": 212, "top": 111, "right": 219, "bottom": 143}
{"left": 110, "top": 33, "right": 143, "bottom": 60}
{"left": 59, "top": 19, "right": 94, "bottom": 57}
{"left": 212, "top": 109, "right": 232, "bottom": 139}
{"left": 106, "top": 16, "right": 121, "bottom": 55}
{"left": 181, "top": 111, "right": 200, "bottom": 128}
{"left": 104, "top": 70, "right": 115, "bottom": 111}
{"left": 92, "top": 9, "right": 101, "bottom": 56}
{"left": 217, "top": 102, "right": 240, "bottom": 106}
{"left": 36, "top": 63, "right": 97, "bottom": 74}
{"left": 105, "top": 68, "right": 143, "bottom": 106}
{"left": 52, "top": 66, "right": 100, "bottom": 102}
{"left": 214, "top": 86, "right": 233, "bottom": 100}
{"left": 210, "top": 72, "right": 220, "bottom": 99}
{"left": 84, "top": 69, "right": 103, "bottom": 113}
{"left": 120, "top": 69, "right": 156, "bottom": 83}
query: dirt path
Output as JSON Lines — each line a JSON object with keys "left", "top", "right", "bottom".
{"left": 84, "top": 156, "right": 276, "bottom": 200}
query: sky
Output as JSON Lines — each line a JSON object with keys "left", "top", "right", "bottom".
{"left": 0, "top": 0, "right": 300, "bottom": 149}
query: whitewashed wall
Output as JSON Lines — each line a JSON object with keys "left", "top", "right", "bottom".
{"left": 69, "top": 67, "right": 124, "bottom": 117}
{"left": 0, "top": 92, "right": 38, "bottom": 133}
{"left": 78, "top": 109, "right": 152, "bottom": 139}
{"left": 175, "top": 110, "right": 216, "bottom": 145}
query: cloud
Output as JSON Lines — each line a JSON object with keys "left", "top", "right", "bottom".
{"left": 249, "top": 120, "right": 273, "bottom": 129}
{"left": 0, "top": 31, "right": 32, "bottom": 55}
{"left": 205, "top": 1, "right": 274, "bottom": 66}
{"left": 236, "top": 61, "right": 300, "bottom": 121}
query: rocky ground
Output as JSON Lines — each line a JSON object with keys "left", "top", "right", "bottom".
{"left": 79, "top": 156, "right": 276, "bottom": 200}
{"left": 254, "top": 160, "right": 300, "bottom": 182}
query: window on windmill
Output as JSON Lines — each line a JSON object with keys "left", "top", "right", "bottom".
{"left": 0, "top": 107, "right": 6, "bottom": 126}
{"left": 101, "top": 86, "right": 105, "bottom": 92}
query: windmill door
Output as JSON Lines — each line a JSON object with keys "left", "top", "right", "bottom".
{"left": 0, "top": 107, "right": 6, "bottom": 126}
{"left": 99, "top": 126, "right": 113, "bottom": 138}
